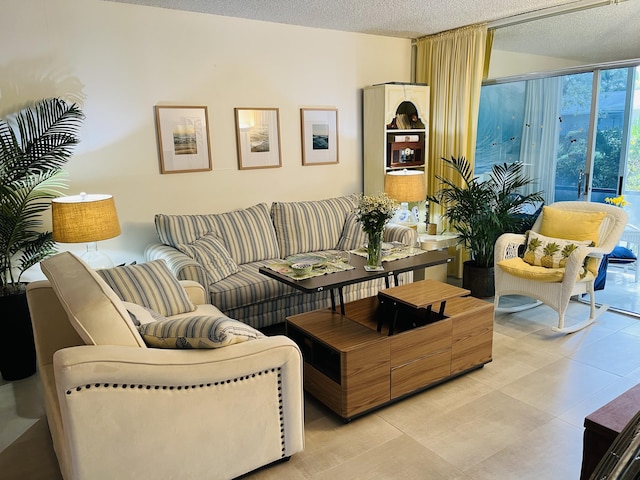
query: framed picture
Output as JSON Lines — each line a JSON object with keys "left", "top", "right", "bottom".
{"left": 300, "top": 108, "right": 338, "bottom": 165}
{"left": 155, "top": 106, "right": 212, "bottom": 174}
{"left": 234, "top": 108, "right": 282, "bottom": 170}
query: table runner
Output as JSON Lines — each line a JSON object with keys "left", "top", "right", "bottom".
{"left": 265, "top": 257, "right": 355, "bottom": 281}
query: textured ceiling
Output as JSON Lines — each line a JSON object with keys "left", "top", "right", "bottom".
{"left": 103, "top": 0, "right": 640, "bottom": 64}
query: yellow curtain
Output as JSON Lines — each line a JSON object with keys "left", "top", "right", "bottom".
{"left": 415, "top": 24, "right": 492, "bottom": 276}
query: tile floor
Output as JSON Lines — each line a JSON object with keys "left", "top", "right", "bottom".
{"left": 2, "top": 298, "right": 640, "bottom": 479}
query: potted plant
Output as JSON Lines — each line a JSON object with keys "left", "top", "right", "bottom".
{"left": 427, "top": 156, "right": 543, "bottom": 297}
{"left": 0, "top": 98, "right": 83, "bottom": 380}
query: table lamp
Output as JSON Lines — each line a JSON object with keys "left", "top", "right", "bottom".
{"left": 52, "top": 192, "right": 121, "bottom": 269}
{"left": 384, "top": 169, "right": 426, "bottom": 227}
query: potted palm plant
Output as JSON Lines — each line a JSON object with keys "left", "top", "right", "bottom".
{"left": 427, "top": 156, "right": 543, "bottom": 297}
{"left": 0, "top": 98, "right": 83, "bottom": 380}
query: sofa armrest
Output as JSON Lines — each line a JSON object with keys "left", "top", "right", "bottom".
{"left": 53, "top": 336, "right": 304, "bottom": 480}
{"left": 384, "top": 224, "right": 418, "bottom": 246}
{"left": 144, "top": 243, "right": 210, "bottom": 288}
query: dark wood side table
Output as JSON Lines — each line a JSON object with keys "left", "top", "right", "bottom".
{"left": 580, "top": 383, "right": 640, "bottom": 480}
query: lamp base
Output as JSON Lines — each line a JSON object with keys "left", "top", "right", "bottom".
{"left": 80, "top": 243, "right": 114, "bottom": 269}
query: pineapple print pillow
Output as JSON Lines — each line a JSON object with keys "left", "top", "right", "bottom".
{"left": 522, "top": 231, "right": 594, "bottom": 269}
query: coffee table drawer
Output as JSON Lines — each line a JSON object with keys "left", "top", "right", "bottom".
{"left": 391, "top": 349, "right": 451, "bottom": 398}
{"left": 390, "top": 317, "right": 452, "bottom": 367}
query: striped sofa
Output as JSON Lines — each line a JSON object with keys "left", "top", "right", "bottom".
{"left": 145, "top": 195, "right": 418, "bottom": 329}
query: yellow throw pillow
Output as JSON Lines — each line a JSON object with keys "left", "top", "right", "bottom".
{"left": 539, "top": 206, "right": 606, "bottom": 244}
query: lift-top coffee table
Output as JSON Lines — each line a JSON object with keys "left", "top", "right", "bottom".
{"left": 286, "top": 279, "right": 494, "bottom": 421}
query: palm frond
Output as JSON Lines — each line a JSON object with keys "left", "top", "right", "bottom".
{"left": 428, "top": 156, "right": 544, "bottom": 268}
{"left": 0, "top": 99, "right": 82, "bottom": 292}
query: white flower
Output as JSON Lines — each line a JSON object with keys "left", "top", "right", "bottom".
{"left": 354, "top": 193, "right": 398, "bottom": 235}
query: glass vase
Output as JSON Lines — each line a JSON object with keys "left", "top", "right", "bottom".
{"left": 365, "top": 230, "right": 384, "bottom": 271}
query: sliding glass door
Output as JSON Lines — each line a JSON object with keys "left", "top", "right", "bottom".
{"left": 475, "top": 63, "right": 640, "bottom": 315}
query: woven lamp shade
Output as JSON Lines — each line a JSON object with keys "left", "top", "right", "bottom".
{"left": 52, "top": 193, "right": 121, "bottom": 243}
{"left": 384, "top": 170, "right": 426, "bottom": 202}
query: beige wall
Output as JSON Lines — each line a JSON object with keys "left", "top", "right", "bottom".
{"left": 0, "top": 0, "right": 411, "bottom": 265}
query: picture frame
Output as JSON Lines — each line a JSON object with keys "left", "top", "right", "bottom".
{"left": 300, "top": 108, "right": 339, "bottom": 165}
{"left": 234, "top": 108, "right": 282, "bottom": 170}
{"left": 154, "top": 105, "right": 212, "bottom": 174}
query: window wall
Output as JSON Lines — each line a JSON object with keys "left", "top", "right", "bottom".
{"left": 475, "top": 64, "right": 640, "bottom": 227}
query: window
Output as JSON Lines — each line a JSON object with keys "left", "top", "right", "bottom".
{"left": 475, "top": 64, "right": 640, "bottom": 227}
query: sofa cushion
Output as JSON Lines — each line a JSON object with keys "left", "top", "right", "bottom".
{"left": 271, "top": 195, "right": 356, "bottom": 258}
{"left": 212, "top": 203, "right": 280, "bottom": 264}
{"left": 138, "top": 315, "right": 265, "bottom": 349}
{"left": 40, "top": 252, "right": 146, "bottom": 347}
{"left": 154, "top": 213, "right": 218, "bottom": 246}
{"left": 97, "top": 260, "right": 196, "bottom": 317}
{"left": 175, "top": 233, "right": 240, "bottom": 284}
{"left": 336, "top": 211, "right": 367, "bottom": 250}
{"left": 208, "top": 261, "right": 297, "bottom": 310}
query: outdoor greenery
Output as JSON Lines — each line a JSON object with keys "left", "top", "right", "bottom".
{"left": 475, "top": 66, "right": 639, "bottom": 204}
{"left": 0, "top": 98, "right": 83, "bottom": 295}
{"left": 427, "top": 156, "right": 543, "bottom": 269}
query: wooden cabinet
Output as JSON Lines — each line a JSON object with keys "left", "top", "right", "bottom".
{"left": 363, "top": 83, "right": 430, "bottom": 195}
{"left": 286, "top": 282, "right": 493, "bottom": 421}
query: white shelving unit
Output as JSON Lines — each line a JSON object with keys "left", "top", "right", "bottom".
{"left": 363, "top": 83, "right": 430, "bottom": 195}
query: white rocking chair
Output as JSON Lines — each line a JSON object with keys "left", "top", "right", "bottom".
{"left": 494, "top": 201, "right": 628, "bottom": 334}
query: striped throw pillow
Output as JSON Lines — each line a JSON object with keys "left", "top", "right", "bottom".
{"left": 138, "top": 315, "right": 265, "bottom": 349}
{"left": 336, "top": 211, "right": 367, "bottom": 250}
{"left": 176, "top": 233, "right": 240, "bottom": 284}
{"left": 211, "top": 203, "right": 279, "bottom": 264}
{"left": 97, "top": 260, "right": 196, "bottom": 317}
{"left": 271, "top": 196, "right": 356, "bottom": 258}
{"left": 154, "top": 213, "right": 218, "bottom": 247}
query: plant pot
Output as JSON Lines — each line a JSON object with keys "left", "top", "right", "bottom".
{"left": 462, "top": 260, "right": 495, "bottom": 298}
{"left": 0, "top": 290, "right": 37, "bottom": 381}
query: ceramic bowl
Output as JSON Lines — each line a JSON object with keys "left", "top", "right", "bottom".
{"left": 291, "top": 262, "right": 313, "bottom": 276}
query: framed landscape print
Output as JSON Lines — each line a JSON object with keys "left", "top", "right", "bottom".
{"left": 234, "top": 108, "right": 282, "bottom": 169}
{"left": 300, "top": 108, "right": 338, "bottom": 165}
{"left": 155, "top": 105, "right": 212, "bottom": 174}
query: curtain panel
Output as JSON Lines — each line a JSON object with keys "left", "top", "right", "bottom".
{"left": 415, "top": 24, "right": 491, "bottom": 276}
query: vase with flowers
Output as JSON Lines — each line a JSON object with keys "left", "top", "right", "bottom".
{"left": 354, "top": 192, "right": 398, "bottom": 271}
{"left": 605, "top": 195, "right": 630, "bottom": 208}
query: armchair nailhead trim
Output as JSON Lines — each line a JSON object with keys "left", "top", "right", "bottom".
{"left": 64, "top": 368, "right": 287, "bottom": 457}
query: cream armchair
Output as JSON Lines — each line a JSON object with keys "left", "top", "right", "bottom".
{"left": 494, "top": 201, "right": 627, "bottom": 334}
{"left": 27, "top": 252, "right": 304, "bottom": 480}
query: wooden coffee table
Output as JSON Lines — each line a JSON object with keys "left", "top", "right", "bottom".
{"left": 286, "top": 279, "right": 493, "bottom": 421}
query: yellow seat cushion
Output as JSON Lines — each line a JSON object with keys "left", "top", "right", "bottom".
{"left": 497, "top": 257, "right": 565, "bottom": 282}
{"left": 539, "top": 206, "right": 606, "bottom": 243}
{"left": 498, "top": 257, "right": 596, "bottom": 283}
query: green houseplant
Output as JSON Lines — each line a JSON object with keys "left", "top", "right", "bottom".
{"left": 427, "top": 156, "right": 543, "bottom": 297}
{"left": 0, "top": 98, "right": 83, "bottom": 380}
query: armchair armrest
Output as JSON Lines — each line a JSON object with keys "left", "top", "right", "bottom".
{"left": 54, "top": 336, "right": 304, "bottom": 480}
{"left": 495, "top": 233, "right": 527, "bottom": 264}
{"left": 179, "top": 280, "right": 207, "bottom": 305}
